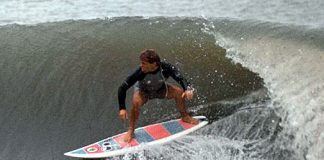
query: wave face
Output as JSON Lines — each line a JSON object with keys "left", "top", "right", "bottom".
{"left": 0, "top": 17, "right": 323, "bottom": 160}
{"left": 0, "top": 17, "right": 264, "bottom": 160}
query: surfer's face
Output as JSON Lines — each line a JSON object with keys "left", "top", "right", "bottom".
{"left": 140, "top": 60, "right": 158, "bottom": 73}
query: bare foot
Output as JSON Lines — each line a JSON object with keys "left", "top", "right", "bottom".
{"left": 123, "top": 130, "right": 133, "bottom": 143}
{"left": 181, "top": 115, "right": 198, "bottom": 125}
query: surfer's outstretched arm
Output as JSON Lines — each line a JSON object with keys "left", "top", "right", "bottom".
{"left": 118, "top": 67, "right": 145, "bottom": 121}
{"left": 118, "top": 67, "right": 144, "bottom": 110}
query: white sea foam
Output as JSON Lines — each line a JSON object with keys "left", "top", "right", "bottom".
{"left": 209, "top": 31, "right": 324, "bottom": 159}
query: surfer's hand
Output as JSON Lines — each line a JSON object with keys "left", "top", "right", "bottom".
{"left": 182, "top": 90, "right": 194, "bottom": 100}
{"left": 119, "top": 109, "right": 128, "bottom": 122}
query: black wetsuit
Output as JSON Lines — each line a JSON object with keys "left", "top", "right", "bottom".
{"left": 118, "top": 61, "right": 191, "bottom": 110}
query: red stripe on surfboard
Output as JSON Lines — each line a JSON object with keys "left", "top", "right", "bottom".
{"left": 113, "top": 133, "right": 139, "bottom": 148}
{"left": 144, "top": 124, "right": 170, "bottom": 140}
{"left": 178, "top": 120, "right": 196, "bottom": 129}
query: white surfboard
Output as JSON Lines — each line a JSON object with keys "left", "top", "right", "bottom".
{"left": 64, "top": 116, "right": 208, "bottom": 158}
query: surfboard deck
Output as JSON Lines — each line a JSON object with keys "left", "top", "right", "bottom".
{"left": 64, "top": 116, "right": 208, "bottom": 158}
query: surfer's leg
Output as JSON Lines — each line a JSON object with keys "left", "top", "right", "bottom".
{"left": 166, "top": 85, "right": 198, "bottom": 124}
{"left": 124, "top": 91, "right": 147, "bottom": 143}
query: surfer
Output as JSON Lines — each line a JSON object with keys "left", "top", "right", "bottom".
{"left": 118, "top": 49, "right": 198, "bottom": 143}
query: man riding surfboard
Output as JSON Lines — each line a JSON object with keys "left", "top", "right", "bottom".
{"left": 118, "top": 49, "right": 198, "bottom": 143}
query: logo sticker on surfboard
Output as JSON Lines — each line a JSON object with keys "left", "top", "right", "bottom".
{"left": 86, "top": 147, "right": 98, "bottom": 153}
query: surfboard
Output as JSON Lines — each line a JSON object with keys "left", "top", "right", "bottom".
{"left": 64, "top": 116, "right": 208, "bottom": 158}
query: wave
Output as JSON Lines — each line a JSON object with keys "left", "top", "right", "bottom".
{"left": 0, "top": 17, "right": 322, "bottom": 160}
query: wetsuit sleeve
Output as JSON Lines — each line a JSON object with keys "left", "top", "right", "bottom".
{"left": 118, "top": 67, "right": 143, "bottom": 110}
{"left": 162, "top": 62, "right": 191, "bottom": 91}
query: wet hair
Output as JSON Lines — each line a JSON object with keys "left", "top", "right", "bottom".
{"left": 140, "top": 49, "right": 161, "bottom": 65}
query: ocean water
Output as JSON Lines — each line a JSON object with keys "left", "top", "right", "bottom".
{"left": 1, "top": 0, "right": 324, "bottom": 28}
{"left": 0, "top": 1, "right": 323, "bottom": 160}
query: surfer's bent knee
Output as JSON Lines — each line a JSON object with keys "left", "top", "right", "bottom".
{"left": 132, "top": 92, "right": 146, "bottom": 108}
{"left": 167, "top": 85, "right": 184, "bottom": 99}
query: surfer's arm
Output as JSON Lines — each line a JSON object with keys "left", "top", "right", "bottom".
{"left": 118, "top": 67, "right": 143, "bottom": 110}
{"left": 161, "top": 61, "right": 192, "bottom": 91}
